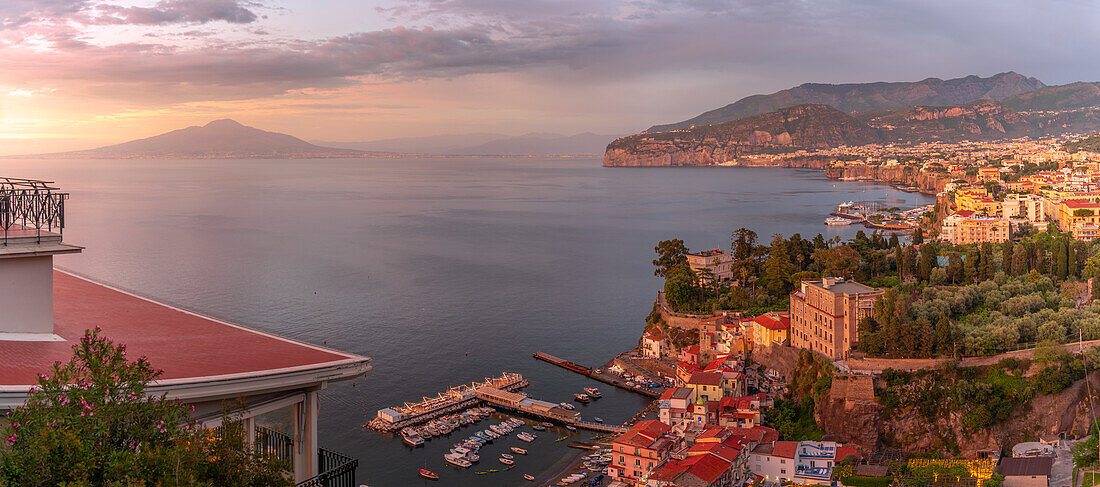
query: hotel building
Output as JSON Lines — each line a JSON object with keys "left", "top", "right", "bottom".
{"left": 789, "top": 278, "right": 882, "bottom": 360}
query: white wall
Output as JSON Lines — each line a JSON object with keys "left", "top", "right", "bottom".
{"left": 0, "top": 256, "right": 54, "bottom": 334}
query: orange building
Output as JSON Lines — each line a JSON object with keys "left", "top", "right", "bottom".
{"left": 789, "top": 278, "right": 882, "bottom": 360}
{"left": 608, "top": 420, "right": 678, "bottom": 482}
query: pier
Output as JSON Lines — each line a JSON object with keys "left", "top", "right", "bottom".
{"left": 366, "top": 372, "right": 529, "bottom": 432}
{"left": 475, "top": 386, "right": 628, "bottom": 434}
{"left": 533, "top": 351, "right": 662, "bottom": 398}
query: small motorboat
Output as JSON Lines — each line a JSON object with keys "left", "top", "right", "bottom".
{"left": 444, "top": 453, "right": 472, "bottom": 468}
{"left": 418, "top": 468, "right": 439, "bottom": 480}
{"left": 524, "top": 474, "right": 535, "bottom": 481}
{"left": 501, "top": 453, "right": 514, "bottom": 460}
{"left": 574, "top": 393, "right": 590, "bottom": 403}
{"left": 593, "top": 417, "right": 604, "bottom": 423}
{"left": 465, "top": 453, "right": 479, "bottom": 463}
{"left": 532, "top": 425, "right": 546, "bottom": 431}
{"left": 499, "top": 457, "right": 514, "bottom": 465}
{"left": 517, "top": 432, "right": 536, "bottom": 442}
{"left": 583, "top": 387, "right": 601, "bottom": 398}
{"left": 566, "top": 425, "right": 577, "bottom": 431}
{"left": 511, "top": 447, "right": 528, "bottom": 455}
{"left": 541, "top": 422, "right": 554, "bottom": 428}
{"left": 825, "top": 217, "right": 852, "bottom": 226}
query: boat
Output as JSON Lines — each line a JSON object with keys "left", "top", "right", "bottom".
{"left": 566, "top": 425, "right": 577, "bottom": 431}
{"left": 524, "top": 474, "right": 535, "bottom": 481}
{"left": 583, "top": 387, "right": 601, "bottom": 398}
{"left": 501, "top": 454, "right": 514, "bottom": 460}
{"left": 559, "top": 402, "right": 575, "bottom": 410}
{"left": 418, "top": 468, "right": 439, "bottom": 480}
{"left": 532, "top": 425, "right": 546, "bottom": 431}
{"left": 511, "top": 447, "right": 528, "bottom": 455}
{"left": 444, "top": 454, "right": 472, "bottom": 468}
{"left": 541, "top": 422, "right": 554, "bottom": 428}
{"left": 465, "top": 453, "right": 479, "bottom": 463}
{"left": 484, "top": 429, "right": 499, "bottom": 439}
{"left": 490, "top": 424, "right": 507, "bottom": 435}
{"left": 401, "top": 429, "right": 425, "bottom": 447}
{"left": 593, "top": 417, "right": 603, "bottom": 423}
{"left": 499, "top": 457, "right": 514, "bottom": 465}
{"left": 517, "top": 432, "right": 536, "bottom": 442}
{"left": 574, "top": 393, "right": 590, "bottom": 403}
{"left": 825, "top": 217, "right": 852, "bottom": 226}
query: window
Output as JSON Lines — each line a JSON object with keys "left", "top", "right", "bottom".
{"left": 635, "top": 459, "right": 641, "bottom": 466}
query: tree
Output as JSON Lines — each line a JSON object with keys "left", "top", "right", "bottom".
{"left": 0, "top": 328, "right": 289, "bottom": 486}
{"left": 980, "top": 242, "right": 994, "bottom": 281}
{"left": 947, "top": 252, "right": 963, "bottom": 284}
{"left": 901, "top": 246, "right": 916, "bottom": 279}
{"left": 934, "top": 316, "right": 953, "bottom": 356}
{"left": 1013, "top": 244, "right": 1029, "bottom": 276}
{"left": 664, "top": 266, "right": 699, "bottom": 313}
{"left": 731, "top": 228, "right": 757, "bottom": 262}
{"left": 889, "top": 234, "right": 900, "bottom": 249}
{"left": 965, "top": 248, "right": 980, "bottom": 283}
{"left": 1002, "top": 239, "right": 1014, "bottom": 276}
{"left": 812, "top": 245, "right": 861, "bottom": 279}
{"left": 919, "top": 241, "right": 937, "bottom": 282}
{"left": 653, "top": 239, "right": 689, "bottom": 278}
{"left": 911, "top": 227, "right": 924, "bottom": 245}
{"left": 763, "top": 234, "right": 796, "bottom": 296}
{"left": 1053, "top": 238, "right": 1068, "bottom": 280}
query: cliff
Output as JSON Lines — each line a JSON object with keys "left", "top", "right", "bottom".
{"left": 824, "top": 165, "right": 952, "bottom": 194}
{"left": 648, "top": 72, "right": 1045, "bottom": 132}
{"left": 817, "top": 372, "right": 1099, "bottom": 455}
{"left": 605, "top": 104, "right": 881, "bottom": 167}
{"left": 859, "top": 100, "right": 1039, "bottom": 143}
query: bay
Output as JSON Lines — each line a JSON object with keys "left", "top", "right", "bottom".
{"left": 0, "top": 157, "right": 931, "bottom": 485}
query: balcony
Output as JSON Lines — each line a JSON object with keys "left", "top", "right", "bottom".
{"left": 255, "top": 426, "right": 359, "bottom": 487}
{"left": 1, "top": 178, "right": 67, "bottom": 244}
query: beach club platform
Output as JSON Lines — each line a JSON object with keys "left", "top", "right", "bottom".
{"left": 0, "top": 177, "right": 371, "bottom": 484}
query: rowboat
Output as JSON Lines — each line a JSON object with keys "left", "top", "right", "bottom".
{"left": 418, "top": 468, "right": 439, "bottom": 480}
{"left": 511, "top": 447, "right": 528, "bottom": 455}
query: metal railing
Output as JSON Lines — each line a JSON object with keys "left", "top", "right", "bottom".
{"left": 298, "top": 448, "right": 358, "bottom": 487}
{"left": 0, "top": 177, "right": 67, "bottom": 244}
{"left": 252, "top": 426, "right": 358, "bottom": 487}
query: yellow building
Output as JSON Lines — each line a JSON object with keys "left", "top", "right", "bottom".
{"left": 940, "top": 213, "right": 1010, "bottom": 244}
{"left": 749, "top": 312, "right": 790, "bottom": 347}
{"left": 977, "top": 167, "right": 1001, "bottom": 182}
{"left": 954, "top": 187, "right": 1002, "bottom": 215}
{"left": 1058, "top": 200, "right": 1100, "bottom": 233}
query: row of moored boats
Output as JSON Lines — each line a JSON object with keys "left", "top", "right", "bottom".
{"left": 417, "top": 415, "right": 542, "bottom": 480}
{"left": 572, "top": 387, "right": 602, "bottom": 404}
{"left": 401, "top": 407, "right": 497, "bottom": 447}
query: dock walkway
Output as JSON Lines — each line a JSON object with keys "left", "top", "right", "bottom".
{"left": 474, "top": 386, "right": 628, "bottom": 434}
{"left": 533, "top": 351, "right": 662, "bottom": 398}
{"left": 366, "top": 372, "right": 528, "bottom": 432}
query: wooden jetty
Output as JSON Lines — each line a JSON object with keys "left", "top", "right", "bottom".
{"left": 475, "top": 386, "right": 628, "bottom": 434}
{"left": 366, "top": 372, "right": 528, "bottom": 432}
{"left": 532, "top": 351, "right": 661, "bottom": 398}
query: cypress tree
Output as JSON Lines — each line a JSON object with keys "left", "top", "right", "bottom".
{"left": 1012, "top": 244, "right": 1028, "bottom": 276}
{"left": 1002, "top": 240, "right": 1014, "bottom": 276}
{"left": 980, "top": 243, "right": 994, "bottom": 281}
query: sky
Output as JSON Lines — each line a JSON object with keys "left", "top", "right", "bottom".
{"left": 1, "top": 0, "right": 1099, "bottom": 154}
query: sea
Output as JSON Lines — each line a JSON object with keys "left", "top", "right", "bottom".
{"left": 0, "top": 157, "right": 932, "bottom": 486}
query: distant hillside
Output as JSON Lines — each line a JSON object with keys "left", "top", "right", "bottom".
{"left": 1065, "top": 133, "right": 1100, "bottom": 153}
{"left": 606, "top": 100, "right": 1100, "bottom": 167}
{"left": 1001, "top": 82, "right": 1100, "bottom": 111}
{"left": 647, "top": 72, "right": 1045, "bottom": 132}
{"left": 606, "top": 104, "right": 883, "bottom": 166}
{"left": 34, "top": 120, "right": 370, "bottom": 159}
{"left": 317, "top": 132, "right": 619, "bottom": 155}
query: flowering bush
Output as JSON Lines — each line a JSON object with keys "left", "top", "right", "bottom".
{"left": 0, "top": 327, "right": 290, "bottom": 486}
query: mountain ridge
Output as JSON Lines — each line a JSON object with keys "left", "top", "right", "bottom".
{"left": 647, "top": 72, "right": 1045, "bottom": 132}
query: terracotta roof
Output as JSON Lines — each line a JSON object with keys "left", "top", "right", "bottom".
{"left": 613, "top": 420, "right": 672, "bottom": 450}
{"left": 0, "top": 271, "right": 366, "bottom": 388}
{"left": 834, "top": 446, "right": 860, "bottom": 462}
{"left": 771, "top": 441, "right": 798, "bottom": 459}
{"left": 661, "top": 387, "right": 694, "bottom": 401}
{"left": 1064, "top": 200, "right": 1100, "bottom": 209}
{"left": 688, "top": 371, "right": 723, "bottom": 386}
{"left": 752, "top": 313, "right": 790, "bottom": 331}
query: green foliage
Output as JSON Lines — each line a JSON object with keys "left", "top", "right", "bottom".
{"left": 1065, "top": 134, "right": 1100, "bottom": 153}
{"left": 653, "top": 239, "right": 689, "bottom": 278}
{"left": 1073, "top": 421, "right": 1100, "bottom": 468}
{"left": 0, "top": 328, "right": 290, "bottom": 487}
{"left": 763, "top": 397, "right": 825, "bottom": 441}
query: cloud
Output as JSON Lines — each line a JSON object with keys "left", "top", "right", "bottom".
{"left": 94, "top": 0, "right": 260, "bottom": 25}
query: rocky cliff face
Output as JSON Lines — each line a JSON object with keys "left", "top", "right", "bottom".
{"left": 605, "top": 104, "right": 881, "bottom": 167}
{"left": 824, "top": 165, "right": 952, "bottom": 193}
{"left": 648, "top": 72, "right": 1045, "bottom": 132}
{"left": 816, "top": 372, "right": 1099, "bottom": 455}
{"left": 861, "top": 100, "right": 1039, "bottom": 142}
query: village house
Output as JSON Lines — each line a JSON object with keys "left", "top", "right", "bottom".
{"left": 608, "top": 420, "right": 678, "bottom": 483}
{"left": 749, "top": 440, "right": 859, "bottom": 485}
{"left": 686, "top": 249, "right": 736, "bottom": 283}
{"left": 748, "top": 312, "right": 790, "bottom": 347}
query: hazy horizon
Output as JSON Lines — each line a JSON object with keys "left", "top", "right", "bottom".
{"left": 1, "top": 0, "right": 1099, "bottom": 155}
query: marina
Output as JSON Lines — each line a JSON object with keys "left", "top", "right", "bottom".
{"left": 826, "top": 200, "right": 933, "bottom": 233}
{"left": 367, "top": 372, "right": 529, "bottom": 432}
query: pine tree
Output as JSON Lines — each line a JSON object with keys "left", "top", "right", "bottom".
{"left": 965, "top": 248, "right": 980, "bottom": 283}
{"left": 934, "top": 316, "right": 952, "bottom": 356}
{"left": 947, "top": 252, "right": 963, "bottom": 283}
{"left": 894, "top": 245, "right": 903, "bottom": 274}
{"left": 1013, "top": 244, "right": 1028, "bottom": 276}
{"left": 1002, "top": 240, "right": 1014, "bottom": 276}
{"left": 919, "top": 242, "right": 937, "bottom": 282}
{"left": 980, "top": 243, "right": 994, "bottom": 281}
{"left": 1053, "top": 238, "right": 1068, "bottom": 280}
{"left": 912, "top": 227, "right": 924, "bottom": 245}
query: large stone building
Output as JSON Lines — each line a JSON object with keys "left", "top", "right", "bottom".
{"left": 789, "top": 278, "right": 882, "bottom": 360}
{"left": 686, "top": 249, "right": 736, "bottom": 282}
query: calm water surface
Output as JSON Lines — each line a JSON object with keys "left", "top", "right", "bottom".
{"left": 0, "top": 157, "right": 931, "bottom": 486}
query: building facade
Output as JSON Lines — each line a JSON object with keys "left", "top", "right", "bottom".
{"left": 686, "top": 249, "right": 736, "bottom": 282}
{"left": 789, "top": 278, "right": 882, "bottom": 360}
{"left": 609, "top": 420, "right": 677, "bottom": 482}
{"left": 940, "top": 213, "right": 1011, "bottom": 245}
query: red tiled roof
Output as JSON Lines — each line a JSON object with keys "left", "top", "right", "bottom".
{"left": 771, "top": 441, "right": 798, "bottom": 459}
{"left": 1064, "top": 199, "right": 1100, "bottom": 209}
{"left": 835, "top": 446, "right": 860, "bottom": 462}
{"left": 953, "top": 210, "right": 975, "bottom": 217}
{"left": 688, "top": 371, "right": 723, "bottom": 386}
{"left": 613, "top": 420, "right": 672, "bottom": 450}
{"left": 0, "top": 271, "right": 364, "bottom": 387}
{"left": 752, "top": 313, "right": 790, "bottom": 331}
{"left": 682, "top": 453, "right": 733, "bottom": 484}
